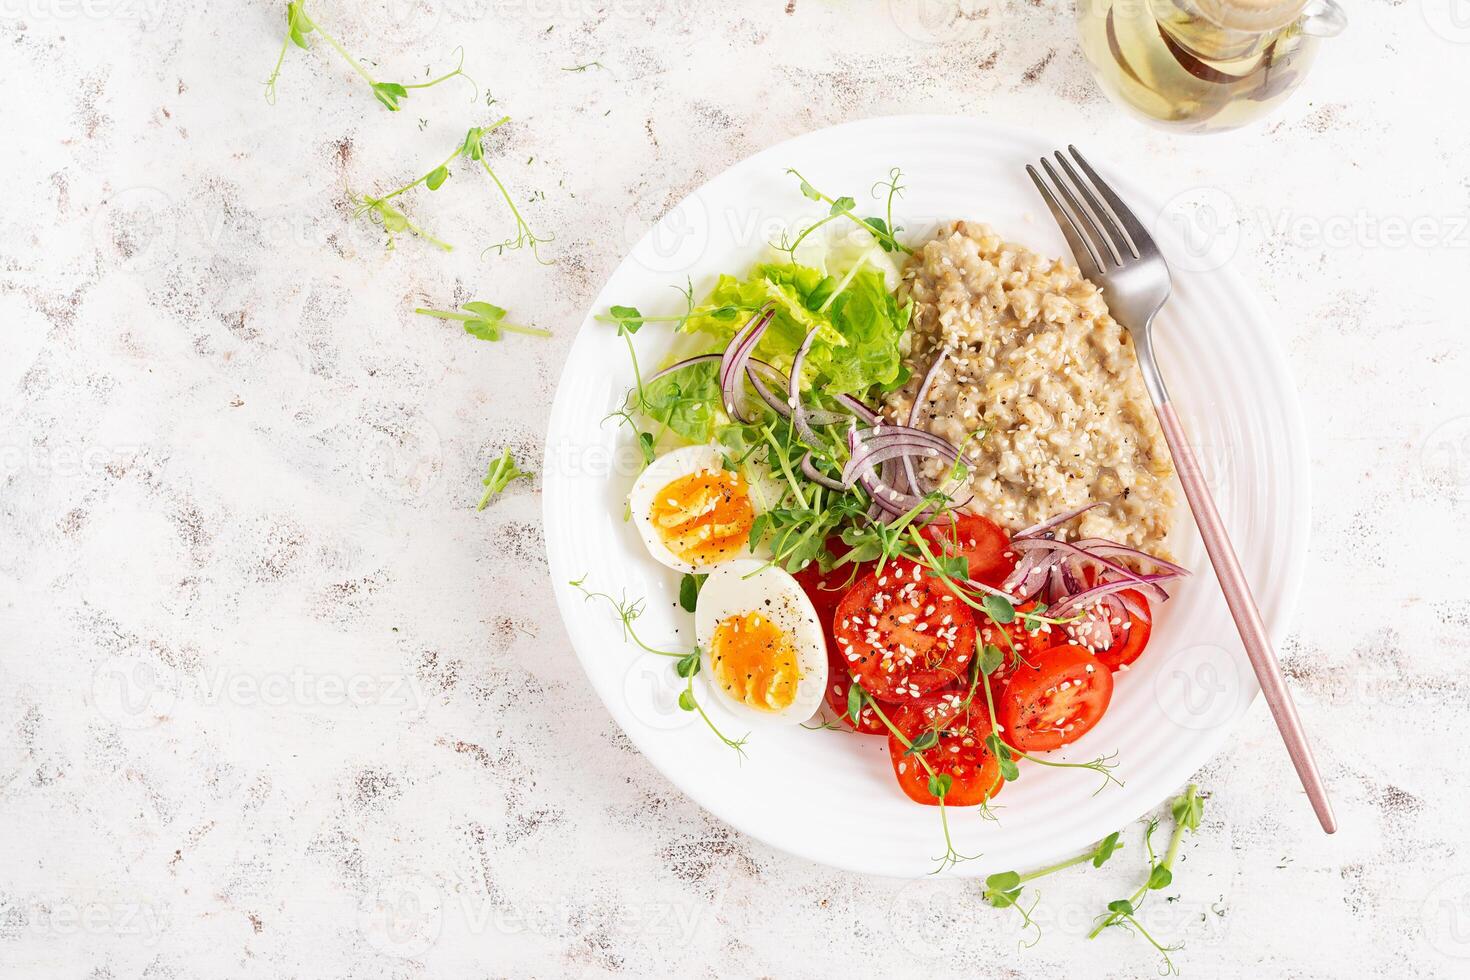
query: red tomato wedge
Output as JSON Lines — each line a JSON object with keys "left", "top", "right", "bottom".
{"left": 920, "top": 513, "right": 1016, "bottom": 588}
{"left": 832, "top": 559, "right": 977, "bottom": 701}
{"left": 821, "top": 649, "right": 891, "bottom": 736}
{"left": 996, "top": 643, "right": 1113, "bottom": 752}
{"left": 886, "top": 693, "right": 1003, "bottom": 806}
{"left": 1063, "top": 589, "right": 1152, "bottom": 671}
{"left": 792, "top": 539, "right": 871, "bottom": 629}
{"left": 795, "top": 539, "right": 892, "bottom": 733}
{"left": 978, "top": 600, "right": 1051, "bottom": 700}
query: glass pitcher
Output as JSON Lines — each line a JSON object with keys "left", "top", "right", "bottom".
{"left": 1076, "top": 0, "right": 1348, "bottom": 133}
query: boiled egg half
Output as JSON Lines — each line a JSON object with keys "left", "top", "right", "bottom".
{"left": 630, "top": 444, "right": 764, "bottom": 574}
{"left": 695, "top": 559, "right": 827, "bottom": 726}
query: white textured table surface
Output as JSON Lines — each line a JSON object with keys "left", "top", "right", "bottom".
{"left": 3, "top": 1, "right": 1468, "bottom": 977}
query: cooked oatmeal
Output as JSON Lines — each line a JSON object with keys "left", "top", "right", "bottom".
{"left": 882, "top": 220, "right": 1176, "bottom": 550}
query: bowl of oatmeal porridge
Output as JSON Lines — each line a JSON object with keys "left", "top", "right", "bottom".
{"left": 883, "top": 220, "right": 1176, "bottom": 553}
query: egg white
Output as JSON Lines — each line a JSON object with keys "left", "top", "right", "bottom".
{"left": 629, "top": 444, "right": 764, "bottom": 574}
{"left": 695, "top": 559, "right": 827, "bottom": 726}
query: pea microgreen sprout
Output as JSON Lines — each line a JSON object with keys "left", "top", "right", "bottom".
{"left": 570, "top": 576, "right": 749, "bottom": 760}
{"left": 1087, "top": 784, "right": 1204, "bottom": 975}
{"left": 474, "top": 449, "right": 531, "bottom": 511}
{"left": 264, "top": 3, "right": 474, "bottom": 109}
{"left": 982, "top": 831, "right": 1125, "bottom": 949}
{"left": 850, "top": 682, "right": 983, "bottom": 875}
{"left": 785, "top": 168, "right": 913, "bottom": 255}
{"left": 416, "top": 301, "right": 551, "bottom": 343}
{"left": 867, "top": 168, "right": 908, "bottom": 254}
{"left": 561, "top": 61, "right": 608, "bottom": 73}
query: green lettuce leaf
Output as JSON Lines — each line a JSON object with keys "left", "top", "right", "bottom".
{"left": 682, "top": 261, "right": 909, "bottom": 397}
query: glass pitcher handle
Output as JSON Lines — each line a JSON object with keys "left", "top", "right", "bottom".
{"left": 1300, "top": 0, "right": 1347, "bottom": 38}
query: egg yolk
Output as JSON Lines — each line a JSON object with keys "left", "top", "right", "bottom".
{"left": 709, "top": 611, "right": 801, "bottom": 712}
{"left": 647, "top": 467, "right": 754, "bottom": 566}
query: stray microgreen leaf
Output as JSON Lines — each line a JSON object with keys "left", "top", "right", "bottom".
{"left": 416, "top": 299, "right": 551, "bottom": 343}
{"left": 784, "top": 168, "right": 913, "bottom": 255}
{"left": 678, "top": 573, "right": 703, "bottom": 613}
{"left": 264, "top": 4, "right": 475, "bottom": 109}
{"left": 981, "top": 593, "right": 1016, "bottom": 625}
{"left": 572, "top": 576, "right": 747, "bottom": 760}
{"left": 475, "top": 448, "right": 530, "bottom": 511}
{"left": 1088, "top": 784, "right": 1204, "bottom": 975}
{"left": 674, "top": 650, "right": 700, "bottom": 678}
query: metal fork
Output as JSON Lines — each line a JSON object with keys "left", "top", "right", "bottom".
{"left": 1028, "top": 147, "right": 1336, "bottom": 834}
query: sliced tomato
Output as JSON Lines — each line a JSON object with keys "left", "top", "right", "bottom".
{"left": 821, "top": 649, "right": 891, "bottom": 736}
{"left": 997, "top": 643, "right": 1113, "bottom": 752}
{"left": 793, "top": 538, "right": 871, "bottom": 629}
{"left": 978, "top": 600, "right": 1052, "bottom": 702}
{"left": 886, "top": 693, "right": 1002, "bottom": 806}
{"left": 1062, "top": 589, "right": 1152, "bottom": 671}
{"left": 832, "top": 559, "right": 977, "bottom": 701}
{"left": 920, "top": 513, "right": 1016, "bottom": 588}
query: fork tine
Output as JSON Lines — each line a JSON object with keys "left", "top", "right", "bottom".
{"left": 1025, "top": 164, "right": 1102, "bottom": 280}
{"left": 1040, "top": 156, "right": 1120, "bottom": 269}
{"left": 1054, "top": 151, "right": 1137, "bottom": 262}
{"left": 1067, "top": 145, "right": 1158, "bottom": 258}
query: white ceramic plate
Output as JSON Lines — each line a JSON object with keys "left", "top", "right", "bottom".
{"left": 543, "top": 115, "right": 1308, "bottom": 878}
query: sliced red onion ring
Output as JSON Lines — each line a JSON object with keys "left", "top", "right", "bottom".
{"left": 842, "top": 427, "right": 961, "bottom": 487}
{"left": 719, "top": 307, "right": 774, "bottom": 424}
{"left": 1012, "top": 501, "right": 1106, "bottom": 540}
{"left": 789, "top": 325, "right": 823, "bottom": 446}
{"left": 842, "top": 444, "right": 956, "bottom": 486}
{"left": 903, "top": 348, "right": 950, "bottom": 495}
{"left": 834, "top": 394, "right": 879, "bottom": 425}
{"left": 746, "top": 364, "right": 848, "bottom": 426}
{"left": 800, "top": 452, "right": 846, "bottom": 491}
{"left": 1009, "top": 536, "right": 1175, "bottom": 595}
{"left": 1118, "top": 589, "right": 1152, "bottom": 623}
{"left": 645, "top": 353, "right": 721, "bottom": 385}
{"left": 1052, "top": 575, "right": 1172, "bottom": 617}
{"left": 847, "top": 427, "right": 962, "bottom": 522}
{"left": 1069, "top": 539, "right": 1192, "bottom": 577}
{"left": 853, "top": 425, "right": 958, "bottom": 454}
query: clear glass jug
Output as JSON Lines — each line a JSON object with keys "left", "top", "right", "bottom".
{"left": 1076, "top": 0, "right": 1348, "bottom": 133}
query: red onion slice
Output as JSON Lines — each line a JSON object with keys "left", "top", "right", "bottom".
{"left": 1052, "top": 576, "right": 1170, "bottom": 617}
{"left": 1009, "top": 536, "right": 1173, "bottom": 594}
{"left": 800, "top": 452, "right": 846, "bottom": 491}
{"left": 1012, "top": 501, "right": 1105, "bottom": 540}
{"left": 903, "top": 348, "right": 950, "bottom": 495}
{"left": 834, "top": 394, "right": 879, "bottom": 425}
{"left": 788, "top": 325, "right": 823, "bottom": 446}
{"left": 645, "top": 353, "right": 722, "bottom": 385}
{"left": 1069, "top": 539, "right": 1192, "bottom": 577}
{"left": 747, "top": 364, "right": 847, "bottom": 425}
{"left": 719, "top": 306, "right": 775, "bottom": 424}
{"left": 1118, "top": 589, "right": 1152, "bottom": 623}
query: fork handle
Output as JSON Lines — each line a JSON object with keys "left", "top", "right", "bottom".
{"left": 1155, "top": 402, "right": 1337, "bottom": 834}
